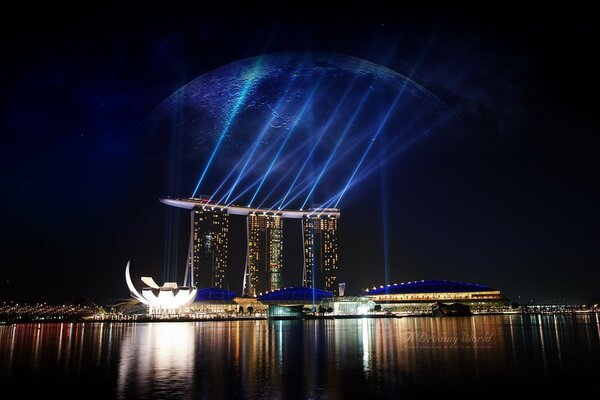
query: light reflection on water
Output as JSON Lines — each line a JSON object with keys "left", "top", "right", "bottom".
{"left": 1, "top": 315, "right": 599, "bottom": 398}
{"left": 117, "top": 323, "right": 196, "bottom": 399}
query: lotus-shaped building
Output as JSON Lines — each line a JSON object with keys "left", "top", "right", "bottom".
{"left": 125, "top": 261, "right": 197, "bottom": 315}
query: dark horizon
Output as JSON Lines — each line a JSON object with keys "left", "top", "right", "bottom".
{"left": 1, "top": 4, "right": 598, "bottom": 305}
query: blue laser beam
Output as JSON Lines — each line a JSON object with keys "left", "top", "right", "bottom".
{"left": 164, "top": 84, "right": 186, "bottom": 281}
{"left": 332, "top": 36, "right": 438, "bottom": 209}
{"left": 223, "top": 134, "right": 317, "bottom": 207}
{"left": 248, "top": 73, "right": 327, "bottom": 207}
{"left": 314, "top": 131, "right": 426, "bottom": 213}
{"left": 222, "top": 64, "right": 306, "bottom": 205}
{"left": 379, "top": 132, "right": 390, "bottom": 288}
{"left": 333, "top": 89, "right": 403, "bottom": 208}
{"left": 277, "top": 69, "right": 368, "bottom": 210}
{"left": 313, "top": 111, "right": 454, "bottom": 215}
{"left": 253, "top": 142, "right": 312, "bottom": 210}
{"left": 224, "top": 140, "right": 312, "bottom": 207}
{"left": 316, "top": 137, "right": 418, "bottom": 212}
{"left": 272, "top": 134, "right": 368, "bottom": 211}
{"left": 273, "top": 50, "right": 404, "bottom": 210}
{"left": 331, "top": 104, "right": 440, "bottom": 209}
{"left": 191, "top": 58, "right": 264, "bottom": 197}
{"left": 209, "top": 140, "right": 280, "bottom": 201}
{"left": 301, "top": 86, "right": 373, "bottom": 210}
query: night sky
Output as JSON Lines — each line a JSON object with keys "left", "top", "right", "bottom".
{"left": 1, "top": 4, "right": 598, "bottom": 305}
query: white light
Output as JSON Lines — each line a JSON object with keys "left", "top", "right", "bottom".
{"left": 357, "top": 305, "right": 369, "bottom": 315}
{"left": 126, "top": 262, "right": 196, "bottom": 313}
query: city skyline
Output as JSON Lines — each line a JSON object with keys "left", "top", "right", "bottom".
{"left": 1, "top": 5, "right": 598, "bottom": 305}
{"left": 2, "top": 5, "right": 600, "bottom": 399}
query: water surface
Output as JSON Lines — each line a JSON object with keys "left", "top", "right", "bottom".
{"left": 1, "top": 315, "right": 599, "bottom": 398}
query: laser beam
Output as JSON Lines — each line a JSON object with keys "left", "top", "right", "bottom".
{"left": 253, "top": 142, "right": 312, "bottom": 210}
{"left": 222, "top": 62, "right": 306, "bottom": 205}
{"left": 209, "top": 140, "right": 279, "bottom": 201}
{"left": 332, "top": 37, "right": 440, "bottom": 208}
{"left": 248, "top": 72, "right": 326, "bottom": 207}
{"left": 277, "top": 67, "right": 369, "bottom": 209}
{"left": 224, "top": 140, "right": 311, "bottom": 207}
{"left": 191, "top": 58, "right": 264, "bottom": 197}
{"left": 333, "top": 89, "right": 403, "bottom": 208}
{"left": 301, "top": 85, "right": 373, "bottom": 210}
{"left": 272, "top": 134, "right": 368, "bottom": 211}
{"left": 314, "top": 132, "right": 426, "bottom": 212}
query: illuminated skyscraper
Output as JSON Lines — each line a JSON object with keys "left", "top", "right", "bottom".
{"left": 160, "top": 198, "right": 339, "bottom": 296}
{"left": 187, "top": 206, "right": 229, "bottom": 288}
{"left": 244, "top": 213, "right": 283, "bottom": 297}
{"left": 303, "top": 211, "right": 339, "bottom": 295}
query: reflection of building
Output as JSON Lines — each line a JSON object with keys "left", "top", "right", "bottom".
{"left": 321, "top": 297, "right": 375, "bottom": 315}
{"left": 246, "top": 213, "right": 283, "bottom": 297}
{"left": 303, "top": 212, "right": 339, "bottom": 295}
{"left": 117, "top": 322, "right": 196, "bottom": 398}
{"left": 267, "top": 305, "right": 304, "bottom": 319}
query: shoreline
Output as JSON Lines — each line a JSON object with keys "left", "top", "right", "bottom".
{"left": 2, "top": 311, "right": 598, "bottom": 325}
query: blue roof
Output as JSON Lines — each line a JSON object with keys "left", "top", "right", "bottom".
{"left": 195, "top": 287, "right": 237, "bottom": 301}
{"left": 364, "top": 280, "right": 493, "bottom": 295}
{"left": 258, "top": 286, "right": 333, "bottom": 302}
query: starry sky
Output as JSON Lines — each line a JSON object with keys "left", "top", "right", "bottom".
{"left": 1, "top": 4, "right": 598, "bottom": 305}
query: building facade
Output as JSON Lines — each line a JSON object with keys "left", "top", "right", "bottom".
{"left": 246, "top": 213, "right": 283, "bottom": 296}
{"left": 160, "top": 198, "right": 340, "bottom": 297}
{"left": 190, "top": 206, "right": 229, "bottom": 288}
{"left": 303, "top": 213, "right": 339, "bottom": 295}
{"left": 362, "top": 280, "right": 508, "bottom": 312}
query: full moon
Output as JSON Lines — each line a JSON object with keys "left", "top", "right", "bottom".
{"left": 147, "top": 51, "right": 453, "bottom": 209}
